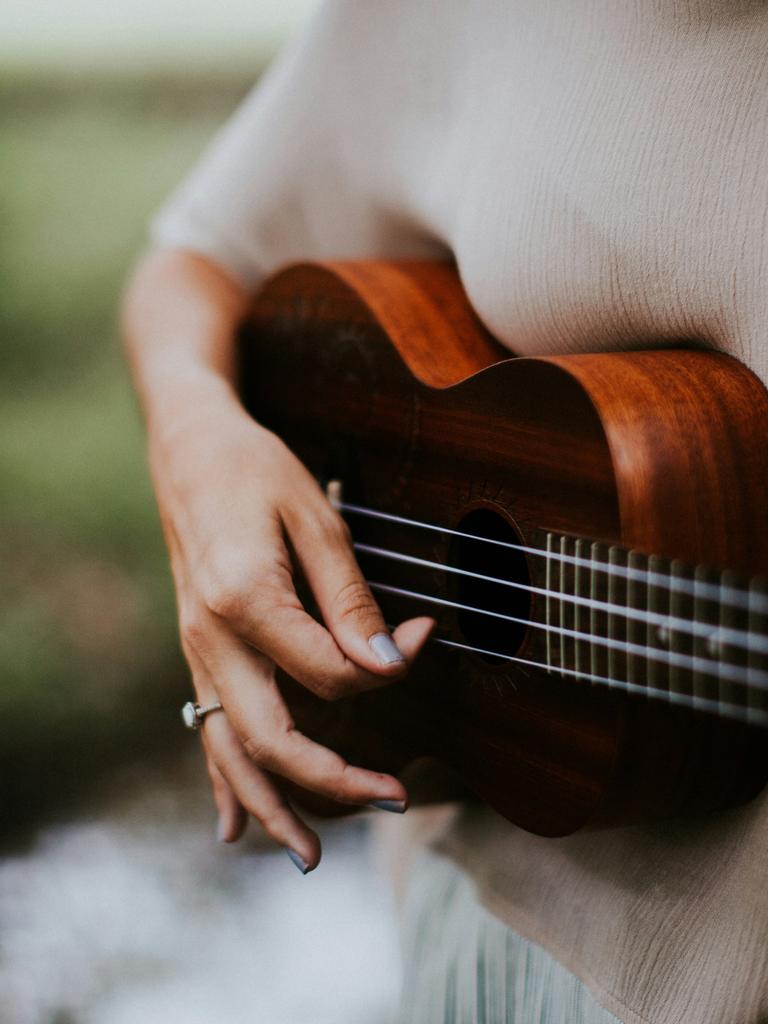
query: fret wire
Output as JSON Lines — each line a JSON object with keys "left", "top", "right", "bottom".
{"left": 590, "top": 541, "right": 610, "bottom": 683}
{"left": 694, "top": 565, "right": 721, "bottom": 707}
{"left": 608, "top": 546, "right": 629, "bottom": 689}
{"left": 420, "top": 634, "right": 768, "bottom": 727}
{"left": 560, "top": 536, "right": 573, "bottom": 678}
{"left": 574, "top": 538, "right": 590, "bottom": 679}
{"left": 670, "top": 559, "right": 695, "bottom": 704}
{"left": 626, "top": 550, "right": 646, "bottom": 689}
{"left": 545, "top": 533, "right": 557, "bottom": 674}
{"left": 369, "top": 580, "right": 768, "bottom": 690}
{"left": 341, "top": 502, "right": 767, "bottom": 613}
{"left": 647, "top": 553, "right": 670, "bottom": 699}
{"left": 355, "top": 542, "right": 768, "bottom": 655}
{"left": 719, "top": 569, "right": 746, "bottom": 711}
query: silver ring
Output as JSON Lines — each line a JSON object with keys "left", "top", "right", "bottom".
{"left": 181, "top": 700, "right": 223, "bottom": 731}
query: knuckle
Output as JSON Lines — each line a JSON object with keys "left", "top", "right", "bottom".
{"left": 311, "top": 509, "right": 351, "bottom": 549}
{"left": 313, "top": 670, "right": 355, "bottom": 702}
{"left": 206, "top": 584, "right": 246, "bottom": 624}
{"left": 311, "top": 669, "right": 343, "bottom": 702}
{"left": 179, "top": 613, "right": 208, "bottom": 655}
{"left": 203, "top": 551, "right": 289, "bottom": 626}
{"left": 202, "top": 560, "right": 249, "bottom": 621}
{"left": 204, "top": 565, "right": 252, "bottom": 618}
{"left": 203, "top": 562, "right": 259, "bottom": 622}
{"left": 242, "top": 734, "right": 274, "bottom": 767}
{"left": 328, "top": 766, "right": 354, "bottom": 805}
{"left": 333, "top": 578, "right": 378, "bottom": 624}
{"left": 329, "top": 515, "right": 352, "bottom": 548}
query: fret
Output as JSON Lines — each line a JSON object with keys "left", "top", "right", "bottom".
{"left": 646, "top": 554, "right": 670, "bottom": 698}
{"left": 693, "top": 565, "right": 721, "bottom": 711}
{"left": 559, "top": 535, "right": 575, "bottom": 677}
{"left": 719, "top": 569, "right": 747, "bottom": 714}
{"left": 590, "top": 541, "right": 610, "bottom": 682}
{"left": 574, "top": 538, "right": 591, "bottom": 678}
{"left": 748, "top": 579, "right": 768, "bottom": 724}
{"left": 669, "top": 560, "right": 694, "bottom": 705}
{"left": 607, "top": 546, "right": 629, "bottom": 689}
{"left": 528, "top": 529, "right": 764, "bottom": 719}
{"left": 545, "top": 532, "right": 559, "bottom": 674}
{"left": 626, "top": 550, "right": 647, "bottom": 690}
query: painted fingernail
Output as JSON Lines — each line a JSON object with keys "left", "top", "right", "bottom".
{"left": 287, "top": 848, "right": 310, "bottom": 875}
{"left": 369, "top": 632, "right": 406, "bottom": 666}
{"left": 368, "top": 799, "right": 407, "bottom": 814}
{"left": 217, "top": 818, "right": 228, "bottom": 843}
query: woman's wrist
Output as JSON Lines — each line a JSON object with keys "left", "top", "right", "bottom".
{"left": 144, "top": 363, "right": 243, "bottom": 450}
{"left": 146, "top": 372, "right": 284, "bottom": 519}
{"left": 122, "top": 246, "right": 252, "bottom": 449}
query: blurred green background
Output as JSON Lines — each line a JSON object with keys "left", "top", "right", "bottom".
{"left": 0, "top": 2, "right": 318, "bottom": 837}
{"left": 0, "top": 70, "right": 248, "bottom": 835}
{"left": 0, "top": 11, "right": 405, "bottom": 1024}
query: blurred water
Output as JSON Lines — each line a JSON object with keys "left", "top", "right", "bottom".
{"left": 0, "top": 769, "right": 401, "bottom": 1024}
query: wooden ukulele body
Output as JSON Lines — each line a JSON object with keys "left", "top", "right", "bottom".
{"left": 240, "top": 261, "right": 768, "bottom": 836}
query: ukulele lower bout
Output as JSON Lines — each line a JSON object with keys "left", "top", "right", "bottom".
{"left": 240, "top": 259, "right": 768, "bottom": 836}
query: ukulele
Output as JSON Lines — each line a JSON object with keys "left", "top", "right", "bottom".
{"left": 239, "top": 260, "right": 768, "bottom": 837}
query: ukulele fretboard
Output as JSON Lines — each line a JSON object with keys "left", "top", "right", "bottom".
{"left": 539, "top": 532, "right": 768, "bottom": 724}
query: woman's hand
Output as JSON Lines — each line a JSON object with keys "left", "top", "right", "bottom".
{"left": 123, "top": 249, "right": 433, "bottom": 872}
{"left": 152, "top": 387, "right": 434, "bottom": 873}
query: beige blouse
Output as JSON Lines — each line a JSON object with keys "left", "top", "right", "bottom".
{"left": 152, "top": 3, "right": 768, "bottom": 1021}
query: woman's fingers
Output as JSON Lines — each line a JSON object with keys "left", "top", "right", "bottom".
{"left": 185, "top": 630, "right": 321, "bottom": 868}
{"left": 197, "top": 552, "right": 395, "bottom": 701}
{"left": 181, "top": 631, "right": 248, "bottom": 843}
{"left": 199, "top": 517, "right": 433, "bottom": 700}
{"left": 202, "top": 712, "right": 321, "bottom": 872}
{"left": 289, "top": 506, "right": 435, "bottom": 675}
{"left": 189, "top": 608, "right": 409, "bottom": 807}
{"left": 206, "top": 756, "right": 247, "bottom": 843}
{"left": 219, "top": 644, "right": 409, "bottom": 807}
{"left": 231, "top": 693, "right": 408, "bottom": 807}
{"left": 391, "top": 615, "right": 437, "bottom": 656}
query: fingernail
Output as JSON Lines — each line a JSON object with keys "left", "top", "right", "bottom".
{"left": 368, "top": 799, "right": 407, "bottom": 814}
{"left": 369, "top": 632, "right": 406, "bottom": 666}
{"left": 286, "top": 848, "right": 310, "bottom": 875}
{"left": 217, "top": 818, "right": 228, "bottom": 843}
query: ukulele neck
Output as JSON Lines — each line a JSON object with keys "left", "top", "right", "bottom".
{"left": 537, "top": 531, "right": 768, "bottom": 723}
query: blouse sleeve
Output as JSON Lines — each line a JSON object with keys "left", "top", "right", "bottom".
{"left": 149, "top": 0, "right": 448, "bottom": 291}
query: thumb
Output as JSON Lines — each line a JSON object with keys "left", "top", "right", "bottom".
{"left": 292, "top": 513, "right": 431, "bottom": 675}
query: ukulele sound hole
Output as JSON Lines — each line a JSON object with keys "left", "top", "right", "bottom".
{"left": 450, "top": 508, "right": 531, "bottom": 664}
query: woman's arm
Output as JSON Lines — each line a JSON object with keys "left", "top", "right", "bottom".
{"left": 122, "top": 247, "right": 433, "bottom": 872}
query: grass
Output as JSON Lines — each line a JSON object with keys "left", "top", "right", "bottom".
{"left": 0, "top": 72, "right": 256, "bottom": 835}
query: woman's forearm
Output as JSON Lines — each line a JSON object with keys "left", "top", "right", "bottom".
{"left": 121, "top": 248, "right": 251, "bottom": 446}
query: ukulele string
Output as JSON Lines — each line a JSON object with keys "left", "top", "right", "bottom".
{"left": 342, "top": 502, "right": 768, "bottom": 723}
{"left": 355, "top": 542, "right": 768, "bottom": 657}
{"left": 382, "top": 621, "right": 768, "bottom": 726}
{"left": 339, "top": 502, "right": 768, "bottom": 615}
{"left": 412, "top": 632, "right": 768, "bottom": 727}
{"left": 369, "top": 580, "right": 768, "bottom": 690}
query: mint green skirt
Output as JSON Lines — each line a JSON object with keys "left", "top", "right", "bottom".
{"left": 398, "top": 852, "right": 623, "bottom": 1024}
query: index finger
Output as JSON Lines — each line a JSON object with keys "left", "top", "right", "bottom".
{"left": 214, "top": 531, "right": 433, "bottom": 701}
{"left": 201, "top": 615, "right": 410, "bottom": 808}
